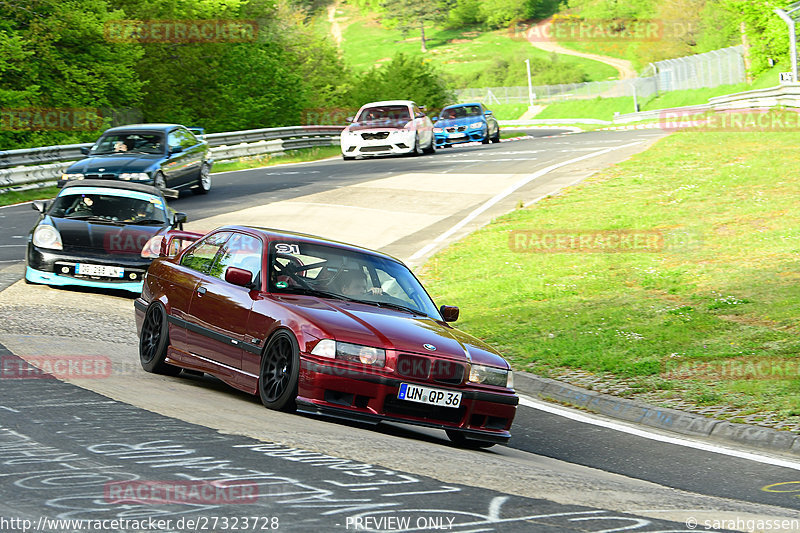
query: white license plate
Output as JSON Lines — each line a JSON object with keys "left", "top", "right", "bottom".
{"left": 448, "top": 133, "right": 466, "bottom": 138}
{"left": 76, "top": 263, "right": 124, "bottom": 278}
{"left": 398, "top": 383, "right": 462, "bottom": 408}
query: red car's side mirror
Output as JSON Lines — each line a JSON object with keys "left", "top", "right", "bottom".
{"left": 225, "top": 267, "right": 253, "bottom": 288}
{"left": 440, "top": 305, "right": 459, "bottom": 322}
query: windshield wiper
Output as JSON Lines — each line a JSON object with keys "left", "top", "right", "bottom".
{"left": 371, "top": 301, "right": 422, "bottom": 315}
{"left": 131, "top": 218, "right": 167, "bottom": 225}
{"left": 63, "top": 215, "right": 124, "bottom": 225}
{"left": 280, "top": 287, "right": 356, "bottom": 302}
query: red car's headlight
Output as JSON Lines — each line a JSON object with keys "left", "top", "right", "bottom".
{"left": 311, "top": 340, "right": 386, "bottom": 367}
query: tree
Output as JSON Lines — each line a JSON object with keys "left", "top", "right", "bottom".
{"left": 380, "top": 0, "right": 451, "bottom": 52}
{"left": 0, "top": 0, "right": 144, "bottom": 148}
{"left": 346, "top": 52, "right": 453, "bottom": 109}
{"left": 721, "top": 0, "right": 792, "bottom": 76}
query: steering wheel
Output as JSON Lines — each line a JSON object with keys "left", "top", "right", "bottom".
{"left": 274, "top": 254, "right": 312, "bottom": 290}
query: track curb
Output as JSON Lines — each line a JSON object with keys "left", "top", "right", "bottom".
{"left": 514, "top": 370, "right": 800, "bottom": 456}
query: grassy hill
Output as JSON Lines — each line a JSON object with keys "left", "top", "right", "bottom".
{"left": 320, "top": 4, "right": 618, "bottom": 89}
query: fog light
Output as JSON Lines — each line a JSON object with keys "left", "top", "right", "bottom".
{"left": 61, "top": 267, "right": 69, "bottom": 273}
{"left": 129, "top": 273, "right": 137, "bottom": 280}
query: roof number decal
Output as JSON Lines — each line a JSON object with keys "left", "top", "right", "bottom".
{"left": 275, "top": 243, "right": 300, "bottom": 255}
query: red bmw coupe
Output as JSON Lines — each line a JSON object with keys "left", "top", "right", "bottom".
{"left": 134, "top": 226, "right": 517, "bottom": 447}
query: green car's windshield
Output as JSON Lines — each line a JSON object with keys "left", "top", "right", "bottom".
{"left": 90, "top": 132, "right": 164, "bottom": 155}
{"left": 268, "top": 241, "right": 441, "bottom": 320}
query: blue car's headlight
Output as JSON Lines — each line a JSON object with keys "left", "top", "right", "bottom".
{"left": 469, "top": 122, "right": 485, "bottom": 129}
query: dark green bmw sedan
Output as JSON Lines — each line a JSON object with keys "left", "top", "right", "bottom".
{"left": 59, "top": 123, "right": 213, "bottom": 194}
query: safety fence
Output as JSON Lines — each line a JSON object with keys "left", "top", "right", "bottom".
{"left": 455, "top": 46, "right": 746, "bottom": 104}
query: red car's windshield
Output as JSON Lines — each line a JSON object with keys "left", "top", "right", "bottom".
{"left": 268, "top": 241, "right": 441, "bottom": 319}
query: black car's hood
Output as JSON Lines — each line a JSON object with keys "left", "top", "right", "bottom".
{"left": 67, "top": 153, "right": 162, "bottom": 174}
{"left": 277, "top": 295, "right": 509, "bottom": 368}
{"left": 48, "top": 217, "right": 166, "bottom": 255}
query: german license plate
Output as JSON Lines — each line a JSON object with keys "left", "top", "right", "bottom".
{"left": 76, "top": 263, "right": 123, "bottom": 278}
{"left": 449, "top": 133, "right": 466, "bottom": 138}
{"left": 398, "top": 383, "right": 462, "bottom": 408}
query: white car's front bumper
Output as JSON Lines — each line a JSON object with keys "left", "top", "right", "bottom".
{"left": 341, "top": 130, "right": 417, "bottom": 157}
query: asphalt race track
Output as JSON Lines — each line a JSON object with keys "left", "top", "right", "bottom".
{"left": 1, "top": 129, "right": 798, "bottom": 533}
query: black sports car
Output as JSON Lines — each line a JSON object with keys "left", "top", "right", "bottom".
{"left": 58, "top": 123, "right": 213, "bottom": 194}
{"left": 26, "top": 180, "right": 187, "bottom": 293}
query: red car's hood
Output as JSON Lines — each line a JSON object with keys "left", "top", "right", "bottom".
{"left": 277, "top": 296, "right": 509, "bottom": 368}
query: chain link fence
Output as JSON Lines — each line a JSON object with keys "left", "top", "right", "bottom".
{"left": 455, "top": 46, "right": 745, "bottom": 104}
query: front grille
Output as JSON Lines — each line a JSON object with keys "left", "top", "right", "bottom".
{"left": 446, "top": 126, "right": 467, "bottom": 133}
{"left": 384, "top": 395, "right": 465, "bottom": 424}
{"left": 361, "top": 132, "right": 389, "bottom": 140}
{"left": 360, "top": 145, "right": 392, "bottom": 152}
{"left": 432, "top": 359, "right": 465, "bottom": 384}
{"left": 85, "top": 173, "right": 117, "bottom": 180}
{"left": 397, "top": 354, "right": 465, "bottom": 385}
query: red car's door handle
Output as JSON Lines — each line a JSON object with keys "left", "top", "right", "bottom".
{"left": 197, "top": 286, "right": 207, "bottom": 296}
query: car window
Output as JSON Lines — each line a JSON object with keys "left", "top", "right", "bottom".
{"left": 267, "top": 240, "right": 441, "bottom": 319}
{"left": 356, "top": 105, "right": 411, "bottom": 122}
{"left": 49, "top": 189, "right": 168, "bottom": 223}
{"left": 464, "top": 105, "right": 483, "bottom": 117}
{"left": 179, "top": 232, "right": 232, "bottom": 274}
{"left": 91, "top": 132, "right": 164, "bottom": 155}
{"left": 212, "top": 233, "right": 263, "bottom": 285}
{"left": 167, "top": 131, "right": 182, "bottom": 152}
{"left": 175, "top": 127, "right": 199, "bottom": 148}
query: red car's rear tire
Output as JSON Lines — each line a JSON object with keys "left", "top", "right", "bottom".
{"left": 139, "top": 303, "right": 181, "bottom": 376}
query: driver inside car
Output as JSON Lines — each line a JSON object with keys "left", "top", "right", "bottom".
{"left": 339, "top": 269, "right": 383, "bottom": 297}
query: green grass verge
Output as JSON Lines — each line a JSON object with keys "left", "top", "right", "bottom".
{"left": 211, "top": 145, "right": 342, "bottom": 173}
{"left": 337, "top": 6, "right": 617, "bottom": 85}
{"left": 535, "top": 96, "right": 635, "bottom": 121}
{"left": 487, "top": 103, "right": 530, "bottom": 120}
{"left": 420, "top": 131, "right": 800, "bottom": 420}
{"left": 0, "top": 186, "right": 61, "bottom": 207}
{"left": 0, "top": 145, "right": 343, "bottom": 207}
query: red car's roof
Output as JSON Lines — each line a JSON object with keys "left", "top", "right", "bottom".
{"left": 210, "top": 225, "right": 404, "bottom": 264}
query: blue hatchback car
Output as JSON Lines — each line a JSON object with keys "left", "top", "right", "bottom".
{"left": 432, "top": 103, "right": 500, "bottom": 147}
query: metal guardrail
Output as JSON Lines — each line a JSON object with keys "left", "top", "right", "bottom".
{"left": 0, "top": 125, "right": 344, "bottom": 191}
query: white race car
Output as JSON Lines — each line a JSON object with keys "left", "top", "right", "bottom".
{"left": 341, "top": 100, "right": 435, "bottom": 160}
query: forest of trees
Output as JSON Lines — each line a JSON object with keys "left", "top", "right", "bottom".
{"left": 0, "top": 0, "right": 794, "bottom": 148}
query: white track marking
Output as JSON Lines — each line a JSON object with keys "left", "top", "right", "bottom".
{"left": 408, "top": 142, "right": 643, "bottom": 262}
{"left": 519, "top": 395, "right": 800, "bottom": 470}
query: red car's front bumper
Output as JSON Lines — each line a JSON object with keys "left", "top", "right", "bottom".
{"left": 297, "top": 357, "right": 517, "bottom": 444}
